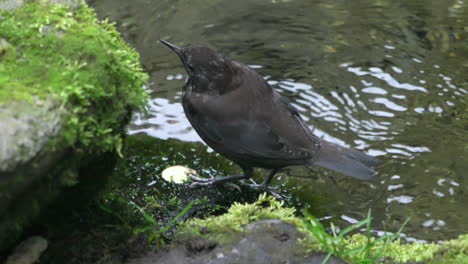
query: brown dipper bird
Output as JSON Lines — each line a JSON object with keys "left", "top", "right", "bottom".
{"left": 160, "top": 40, "right": 380, "bottom": 188}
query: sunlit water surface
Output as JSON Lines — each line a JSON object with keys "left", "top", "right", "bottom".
{"left": 89, "top": 0, "right": 468, "bottom": 242}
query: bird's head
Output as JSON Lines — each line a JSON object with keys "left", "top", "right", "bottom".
{"left": 160, "top": 40, "right": 235, "bottom": 94}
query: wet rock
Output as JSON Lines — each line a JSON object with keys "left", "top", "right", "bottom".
{"left": 0, "top": 0, "right": 147, "bottom": 251}
{"left": 130, "top": 220, "right": 346, "bottom": 264}
{"left": 0, "top": 0, "right": 23, "bottom": 10}
{"left": 0, "top": 98, "right": 68, "bottom": 249}
{"left": 41, "top": 0, "right": 81, "bottom": 9}
{"left": 0, "top": 99, "right": 63, "bottom": 172}
{"left": 0, "top": 0, "right": 80, "bottom": 10}
{"left": 0, "top": 0, "right": 81, "bottom": 251}
{"left": 5, "top": 236, "right": 48, "bottom": 264}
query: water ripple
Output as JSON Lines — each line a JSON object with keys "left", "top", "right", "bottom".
{"left": 346, "top": 66, "right": 428, "bottom": 93}
{"left": 94, "top": 0, "right": 468, "bottom": 241}
{"left": 129, "top": 98, "right": 201, "bottom": 142}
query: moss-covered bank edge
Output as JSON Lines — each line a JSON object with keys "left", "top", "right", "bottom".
{"left": 0, "top": 0, "right": 148, "bottom": 251}
{"left": 178, "top": 194, "right": 468, "bottom": 264}
{"left": 0, "top": 0, "right": 148, "bottom": 154}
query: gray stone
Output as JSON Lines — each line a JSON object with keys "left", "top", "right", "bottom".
{"left": 0, "top": 99, "right": 63, "bottom": 172}
{"left": 130, "top": 220, "right": 346, "bottom": 264}
{"left": 0, "top": 98, "right": 66, "bottom": 203}
{"left": 0, "top": 0, "right": 80, "bottom": 10}
{"left": 0, "top": 98, "right": 69, "bottom": 250}
{"left": 42, "top": 0, "right": 81, "bottom": 9}
{"left": 0, "top": 0, "right": 23, "bottom": 11}
{"left": 5, "top": 236, "right": 48, "bottom": 264}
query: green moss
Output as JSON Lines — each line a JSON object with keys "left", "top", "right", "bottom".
{"left": 0, "top": 1, "right": 148, "bottom": 153}
{"left": 345, "top": 234, "right": 439, "bottom": 263}
{"left": 180, "top": 194, "right": 468, "bottom": 263}
{"left": 179, "top": 193, "right": 320, "bottom": 248}
{"left": 431, "top": 234, "right": 468, "bottom": 264}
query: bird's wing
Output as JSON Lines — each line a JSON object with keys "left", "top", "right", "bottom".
{"left": 276, "top": 95, "right": 321, "bottom": 152}
{"left": 185, "top": 93, "right": 318, "bottom": 162}
{"left": 194, "top": 114, "right": 314, "bottom": 161}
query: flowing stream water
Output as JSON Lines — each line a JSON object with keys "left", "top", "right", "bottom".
{"left": 89, "top": 0, "right": 468, "bottom": 242}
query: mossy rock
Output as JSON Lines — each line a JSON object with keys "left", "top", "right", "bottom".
{"left": 0, "top": 0, "right": 148, "bottom": 250}
{"left": 173, "top": 194, "right": 468, "bottom": 264}
{"left": 131, "top": 219, "right": 346, "bottom": 264}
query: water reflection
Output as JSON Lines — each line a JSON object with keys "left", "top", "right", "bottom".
{"left": 345, "top": 66, "right": 428, "bottom": 93}
{"left": 90, "top": 0, "right": 468, "bottom": 241}
{"left": 130, "top": 96, "right": 202, "bottom": 142}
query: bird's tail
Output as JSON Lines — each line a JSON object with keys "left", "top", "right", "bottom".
{"left": 312, "top": 141, "right": 380, "bottom": 180}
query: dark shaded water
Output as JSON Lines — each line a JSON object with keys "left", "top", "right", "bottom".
{"left": 89, "top": 0, "right": 468, "bottom": 242}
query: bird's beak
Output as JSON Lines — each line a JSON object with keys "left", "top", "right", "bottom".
{"left": 160, "top": 39, "right": 193, "bottom": 74}
{"left": 160, "top": 39, "right": 183, "bottom": 56}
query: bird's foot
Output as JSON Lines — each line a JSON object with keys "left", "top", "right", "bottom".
{"left": 241, "top": 179, "right": 283, "bottom": 199}
{"left": 241, "top": 180, "right": 271, "bottom": 191}
{"left": 188, "top": 173, "right": 245, "bottom": 191}
{"left": 190, "top": 180, "right": 241, "bottom": 191}
{"left": 188, "top": 174, "right": 214, "bottom": 184}
{"left": 188, "top": 174, "right": 216, "bottom": 187}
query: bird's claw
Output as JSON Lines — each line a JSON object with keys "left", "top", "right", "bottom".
{"left": 188, "top": 173, "right": 214, "bottom": 183}
{"left": 188, "top": 173, "right": 215, "bottom": 187}
{"left": 224, "top": 182, "right": 242, "bottom": 192}
{"left": 189, "top": 181, "right": 214, "bottom": 188}
{"left": 243, "top": 183, "right": 268, "bottom": 191}
{"left": 188, "top": 174, "right": 241, "bottom": 191}
{"left": 240, "top": 179, "right": 283, "bottom": 198}
{"left": 241, "top": 179, "right": 277, "bottom": 191}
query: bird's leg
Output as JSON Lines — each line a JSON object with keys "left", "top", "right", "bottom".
{"left": 262, "top": 169, "right": 278, "bottom": 187}
{"left": 241, "top": 169, "right": 286, "bottom": 199}
{"left": 245, "top": 169, "right": 279, "bottom": 191}
{"left": 189, "top": 167, "right": 253, "bottom": 187}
